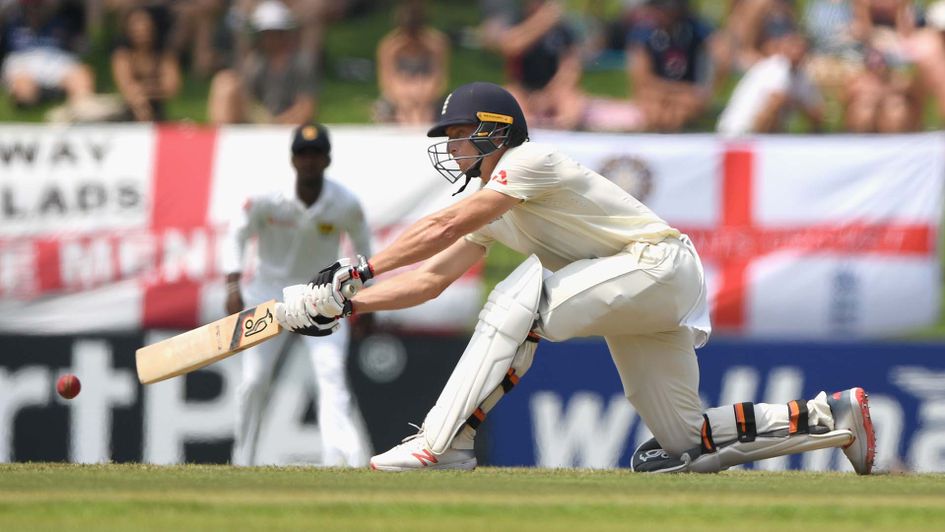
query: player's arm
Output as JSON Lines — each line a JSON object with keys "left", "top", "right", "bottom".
{"left": 221, "top": 199, "right": 258, "bottom": 313}
{"left": 351, "top": 237, "right": 486, "bottom": 313}
{"left": 367, "top": 188, "right": 519, "bottom": 276}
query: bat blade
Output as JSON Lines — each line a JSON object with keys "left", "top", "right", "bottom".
{"left": 136, "top": 300, "right": 282, "bottom": 384}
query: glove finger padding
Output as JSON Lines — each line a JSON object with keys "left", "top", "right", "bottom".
{"left": 294, "top": 314, "right": 341, "bottom": 337}
{"left": 279, "top": 284, "right": 317, "bottom": 330}
{"left": 314, "top": 283, "right": 346, "bottom": 317}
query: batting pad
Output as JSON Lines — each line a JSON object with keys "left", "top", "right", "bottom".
{"left": 423, "top": 255, "right": 543, "bottom": 454}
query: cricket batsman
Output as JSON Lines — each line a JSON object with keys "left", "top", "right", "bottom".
{"left": 223, "top": 123, "right": 372, "bottom": 467}
{"left": 275, "top": 83, "right": 875, "bottom": 474}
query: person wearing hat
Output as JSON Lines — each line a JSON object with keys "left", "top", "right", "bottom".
{"left": 276, "top": 82, "right": 875, "bottom": 475}
{"left": 208, "top": 0, "right": 317, "bottom": 124}
{"left": 222, "top": 123, "right": 373, "bottom": 466}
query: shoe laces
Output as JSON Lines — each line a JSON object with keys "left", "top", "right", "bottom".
{"left": 400, "top": 422, "right": 424, "bottom": 443}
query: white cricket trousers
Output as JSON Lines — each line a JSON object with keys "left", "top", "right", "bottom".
{"left": 232, "top": 319, "right": 370, "bottom": 467}
{"left": 535, "top": 236, "right": 833, "bottom": 457}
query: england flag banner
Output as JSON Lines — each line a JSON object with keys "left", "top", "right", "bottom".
{"left": 0, "top": 125, "right": 942, "bottom": 338}
{"left": 538, "top": 131, "right": 945, "bottom": 339}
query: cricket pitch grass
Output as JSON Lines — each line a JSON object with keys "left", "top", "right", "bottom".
{"left": 2, "top": 464, "right": 944, "bottom": 531}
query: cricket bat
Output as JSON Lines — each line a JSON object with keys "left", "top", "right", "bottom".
{"left": 136, "top": 283, "right": 359, "bottom": 384}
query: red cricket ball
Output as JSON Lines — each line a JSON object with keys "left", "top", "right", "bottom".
{"left": 56, "top": 374, "right": 81, "bottom": 399}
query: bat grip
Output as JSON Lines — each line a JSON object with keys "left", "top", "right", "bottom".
{"left": 341, "top": 281, "right": 359, "bottom": 299}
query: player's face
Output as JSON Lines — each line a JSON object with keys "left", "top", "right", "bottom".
{"left": 292, "top": 149, "right": 329, "bottom": 189}
{"left": 445, "top": 125, "right": 480, "bottom": 173}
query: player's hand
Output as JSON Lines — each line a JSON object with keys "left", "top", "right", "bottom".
{"left": 275, "top": 284, "right": 341, "bottom": 336}
{"left": 225, "top": 292, "right": 244, "bottom": 315}
{"left": 310, "top": 256, "right": 374, "bottom": 317}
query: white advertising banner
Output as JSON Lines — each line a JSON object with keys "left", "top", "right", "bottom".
{"left": 0, "top": 126, "right": 942, "bottom": 338}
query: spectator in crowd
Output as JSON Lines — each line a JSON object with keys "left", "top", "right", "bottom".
{"left": 627, "top": 0, "right": 714, "bottom": 132}
{"left": 854, "top": 0, "right": 917, "bottom": 77}
{"left": 841, "top": 44, "right": 920, "bottom": 132}
{"left": 374, "top": 0, "right": 449, "bottom": 125}
{"left": 907, "top": 0, "right": 945, "bottom": 120}
{"left": 0, "top": 0, "right": 94, "bottom": 109}
{"left": 712, "top": 0, "right": 797, "bottom": 82}
{"left": 100, "top": 0, "right": 224, "bottom": 78}
{"left": 717, "top": 21, "right": 824, "bottom": 136}
{"left": 801, "top": 0, "right": 864, "bottom": 92}
{"left": 482, "top": 0, "right": 587, "bottom": 130}
{"left": 207, "top": 0, "right": 316, "bottom": 125}
{"left": 227, "top": 0, "right": 351, "bottom": 78}
{"left": 110, "top": 6, "right": 180, "bottom": 121}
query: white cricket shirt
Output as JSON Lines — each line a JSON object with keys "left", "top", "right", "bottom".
{"left": 466, "top": 142, "right": 680, "bottom": 272}
{"left": 717, "top": 54, "right": 822, "bottom": 136}
{"left": 222, "top": 178, "right": 372, "bottom": 300}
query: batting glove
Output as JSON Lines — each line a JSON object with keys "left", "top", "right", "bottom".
{"left": 311, "top": 256, "right": 373, "bottom": 317}
{"left": 275, "top": 284, "right": 341, "bottom": 336}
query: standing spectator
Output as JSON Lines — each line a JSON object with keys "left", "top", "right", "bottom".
{"left": 207, "top": 0, "right": 316, "bottom": 125}
{"left": 375, "top": 0, "right": 449, "bottom": 125}
{"left": 482, "top": 0, "right": 587, "bottom": 130}
{"left": 224, "top": 123, "right": 373, "bottom": 467}
{"left": 110, "top": 6, "right": 180, "bottom": 121}
{"left": 717, "top": 22, "right": 824, "bottom": 136}
{"left": 627, "top": 0, "right": 715, "bottom": 131}
{"left": 1, "top": 0, "right": 94, "bottom": 109}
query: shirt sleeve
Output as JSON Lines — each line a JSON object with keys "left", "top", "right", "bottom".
{"left": 221, "top": 196, "right": 258, "bottom": 274}
{"left": 483, "top": 147, "right": 560, "bottom": 201}
{"left": 465, "top": 230, "right": 495, "bottom": 252}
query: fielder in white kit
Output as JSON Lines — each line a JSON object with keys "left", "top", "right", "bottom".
{"left": 276, "top": 83, "right": 876, "bottom": 474}
{"left": 224, "top": 123, "right": 372, "bottom": 467}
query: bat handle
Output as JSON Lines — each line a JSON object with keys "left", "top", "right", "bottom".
{"left": 341, "top": 281, "right": 359, "bottom": 299}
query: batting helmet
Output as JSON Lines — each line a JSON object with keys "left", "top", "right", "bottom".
{"left": 427, "top": 82, "right": 528, "bottom": 193}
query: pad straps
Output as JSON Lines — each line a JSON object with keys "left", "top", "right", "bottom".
{"left": 700, "top": 414, "right": 716, "bottom": 454}
{"left": 787, "top": 399, "right": 810, "bottom": 435}
{"left": 734, "top": 402, "right": 757, "bottom": 443}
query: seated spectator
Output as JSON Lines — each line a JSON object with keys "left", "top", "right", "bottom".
{"left": 207, "top": 0, "right": 316, "bottom": 125}
{"left": 110, "top": 6, "right": 180, "bottom": 121}
{"left": 907, "top": 0, "right": 945, "bottom": 121}
{"left": 855, "top": 0, "right": 917, "bottom": 68}
{"left": 841, "top": 45, "right": 920, "bottom": 132}
{"left": 713, "top": 0, "right": 798, "bottom": 79}
{"left": 375, "top": 0, "right": 449, "bottom": 125}
{"left": 802, "top": 0, "right": 864, "bottom": 92}
{"left": 1, "top": 0, "right": 94, "bottom": 109}
{"left": 482, "top": 0, "right": 586, "bottom": 130}
{"left": 717, "top": 22, "right": 824, "bottom": 136}
{"left": 627, "top": 0, "right": 714, "bottom": 132}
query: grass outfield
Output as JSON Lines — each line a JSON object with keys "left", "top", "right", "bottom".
{"left": 1, "top": 465, "right": 944, "bottom": 531}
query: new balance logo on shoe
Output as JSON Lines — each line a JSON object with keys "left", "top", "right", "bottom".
{"left": 411, "top": 449, "right": 439, "bottom": 466}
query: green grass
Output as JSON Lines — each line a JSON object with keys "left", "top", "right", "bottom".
{"left": 1, "top": 464, "right": 943, "bottom": 531}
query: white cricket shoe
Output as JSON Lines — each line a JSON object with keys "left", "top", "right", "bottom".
{"left": 827, "top": 387, "right": 876, "bottom": 475}
{"left": 370, "top": 428, "right": 477, "bottom": 472}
